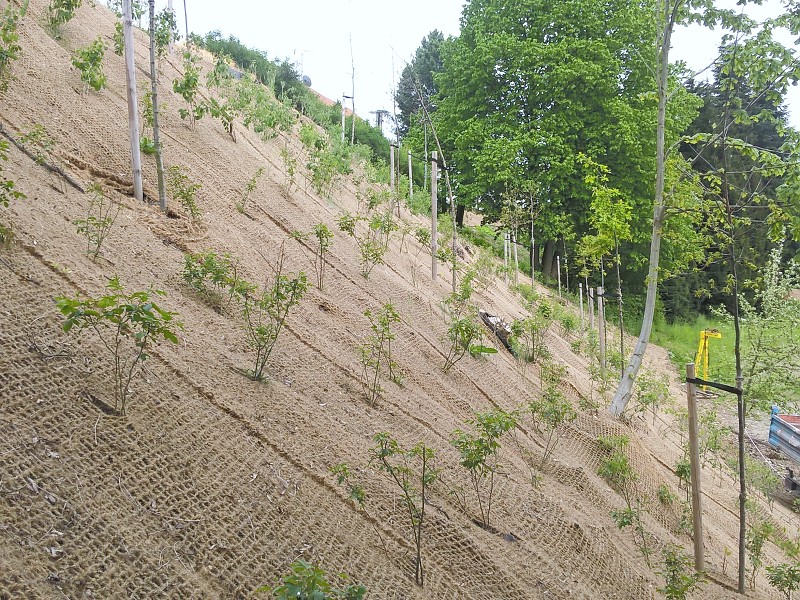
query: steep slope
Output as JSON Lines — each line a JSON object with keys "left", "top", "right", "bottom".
{"left": 0, "top": 2, "right": 796, "bottom": 598}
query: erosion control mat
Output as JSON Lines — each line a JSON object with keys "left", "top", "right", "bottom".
{"left": 1, "top": 1, "right": 796, "bottom": 598}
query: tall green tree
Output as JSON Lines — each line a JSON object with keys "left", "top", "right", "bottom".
{"left": 395, "top": 30, "right": 445, "bottom": 139}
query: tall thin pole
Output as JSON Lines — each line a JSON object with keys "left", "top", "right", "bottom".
{"left": 598, "top": 287, "right": 606, "bottom": 376}
{"left": 513, "top": 232, "right": 519, "bottom": 285}
{"left": 579, "top": 282, "right": 585, "bottom": 330}
{"left": 431, "top": 151, "right": 438, "bottom": 282}
{"left": 557, "top": 256, "right": 562, "bottom": 298}
{"left": 122, "top": 0, "right": 142, "bottom": 202}
{"left": 503, "top": 232, "right": 509, "bottom": 286}
{"left": 182, "top": 0, "right": 188, "bottom": 44}
{"left": 149, "top": 0, "right": 166, "bottom": 210}
{"left": 588, "top": 284, "right": 595, "bottom": 332}
{"left": 423, "top": 123, "right": 428, "bottom": 192}
{"left": 349, "top": 35, "right": 356, "bottom": 145}
{"left": 686, "top": 363, "right": 706, "bottom": 573}
{"left": 390, "top": 145, "right": 395, "bottom": 192}
{"left": 167, "top": 0, "right": 174, "bottom": 55}
{"left": 341, "top": 94, "right": 346, "bottom": 143}
{"left": 408, "top": 150, "right": 413, "bottom": 198}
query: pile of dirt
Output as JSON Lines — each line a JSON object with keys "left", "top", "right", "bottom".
{"left": 1, "top": 2, "right": 796, "bottom": 598}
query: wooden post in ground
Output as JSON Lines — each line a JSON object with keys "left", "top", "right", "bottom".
{"left": 341, "top": 95, "right": 346, "bottom": 143}
{"left": 513, "top": 232, "right": 519, "bottom": 285}
{"left": 431, "top": 151, "right": 438, "bottom": 282}
{"left": 122, "top": 0, "right": 142, "bottom": 202}
{"left": 557, "top": 256, "right": 562, "bottom": 298}
{"left": 579, "top": 282, "right": 585, "bottom": 330}
{"left": 504, "top": 232, "right": 509, "bottom": 286}
{"left": 686, "top": 363, "right": 705, "bottom": 572}
{"left": 390, "top": 144, "right": 396, "bottom": 192}
{"left": 597, "top": 287, "right": 606, "bottom": 375}
{"left": 148, "top": 0, "right": 166, "bottom": 210}
{"left": 588, "top": 284, "right": 595, "bottom": 332}
{"left": 408, "top": 150, "right": 413, "bottom": 199}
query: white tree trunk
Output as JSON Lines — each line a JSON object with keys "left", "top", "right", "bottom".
{"left": 149, "top": 0, "right": 167, "bottom": 210}
{"left": 123, "top": 0, "right": 143, "bottom": 202}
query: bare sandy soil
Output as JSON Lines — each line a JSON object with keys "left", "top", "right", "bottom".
{"left": 0, "top": 1, "right": 797, "bottom": 598}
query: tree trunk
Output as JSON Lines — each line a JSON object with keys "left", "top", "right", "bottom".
{"left": 122, "top": 0, "right": 142, "bottom": 202}
{"left": 609, "top": 0, "right": 677, "bottom": 416}
{"left": 456, "top": 203, "right": 464, "bottom": 227}
{"left": 149, "top": 0, "right": 167, "bottom": 210}
{"left": 541, "top": 239, "right": 555, "bottom": 279}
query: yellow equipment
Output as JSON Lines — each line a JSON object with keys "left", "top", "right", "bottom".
{"left": 695, "top": 329, "right": 722, "bottom": 390}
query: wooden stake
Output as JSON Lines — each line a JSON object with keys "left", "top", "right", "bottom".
{"left": 513, "top": 231, "right": 519, "bottom": 285}
{"left": 579, "top": 282, "right": 584, "bottom": 330}
{"left": 503, "top": 232, "right": 509, "bottom": 286}
{"left": 557, "top": 256, "right": 562, "bottom": 298}
{"left": 686, "top": 363, "right": 705, "bottom": 572}
{"left": 390, "top": 144, "right": 395, "bottom": 192}
{"left": 148, "top": 0, "right": 166, "bottom": 210}
{"left": 408, "top": 150, "right": 413, "bottom": 198}
{"left": 122, "top": 0, "right": 142, "bottom": 202}
{"left": 598, "top": 287, "right": 606, "bottom": 375}
{"left": 431, "top": 151, "right": 438, "bottom": 282}
{"left": 588, "top": 283, "right": 595, "bottom": 332}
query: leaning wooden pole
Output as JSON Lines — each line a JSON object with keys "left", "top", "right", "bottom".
{"left": 122, "top": 0, "right": 143, "bottom": 202}
{"left": 686, "top": 363, "right": 705, "bottom": 573}
{"left": 430, "top": 151, "right": 438, "bottom": 282}
{"left": 148, "top": 0, "right": 167, "bottom": 210}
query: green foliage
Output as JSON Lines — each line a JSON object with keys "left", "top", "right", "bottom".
{"left": 166, "top": 165, "right": 201, "bottom": 221}
{"left": 657, "top": 483, "right": 677, "bottom": 506}
{"left": 112, "top": 20, "right": 123, "bottom": 56}
{"left": 258, "top": 559, "right": 366, "bottom": 600}
{"left": 527, "top": 361, "right": 576, "bottom": 467}
{"left": 237, "top": 167, "right": 264, "bottom": 212}
{"left": 204, "top": 97, "right": 237, "bottom": 140}
{"left": 299, "top": 123, "right": 349, "bottom": 199}
{"left": 450, "top": 409, "right": 517, "bottom": 527}
{"left": 441, "top": 273, "right": 486, "bottom": 372}
{"left": 55, "top": 277, "right": 181, "bottom": 415}
{"left": 370, "top": 432, "right": 437, "bottom": 586}
{"left": 511, "top": 300, "right": 553, "bottom": 366}
{"left": 182, "top": 250, "right": 252, "bottom": 308}
{"left": 746, "top": 518, "right": 776, "bottom": 589}
{"left": 242, "top": 248, "right": 307, "bottom": 381}
{"left": 632, "top": 369, "right": 670, "bottom": 424}
{"left": 173, "top": 51, "right": 204, "bottom": 126}
{"left": 767, "top": 563, "right": 800, "bottom": 600}
{"left": 292, "top": 223, "right": 333, "bottom": 290}
{"left": 139, "top": 136, "right": 156, "bottom": 155}
{"left": 153, "top": 7, "right": 179, "bottom": 59}
{"left": 335, "top": 209, "right": 397, "bottom": 278}
{"left": 280, "top": 145, "right": 297, "bottom": 196}
{"left": 329, "top": 463, "right": 366, "bottom": 507}
{"left": 0, "top": 0, "right": 27, "bottom": 91}
{"left": 358, "top": 303, "right": 401, "bottom": 406}
{"left": 0, "top": 139, "right": 25, "bottom": 243}
{"left": 72, "top": 37, "right": 107, "bottom": 92}
{"left": 73, "top": 182, "right": 119, "bottom": 260}
{"left": 657, "top": 545, "right": 703, "bottom": 600}
{"left": 46, "top": 0, "right": 81, "bottom": 39}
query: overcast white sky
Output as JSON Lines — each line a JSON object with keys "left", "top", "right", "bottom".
{"left": 173, "top": 0, "right": 800, "bottom": 131}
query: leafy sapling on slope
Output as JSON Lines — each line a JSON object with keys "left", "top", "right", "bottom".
{"left": 370, "top": 432, "right": 437, "bottom": 587}
{"left": 46, "top": 0, "right": 81, "bottom": 39}
{"left": 74, "top": 182, "right": 119, "bottom": 260}
{"left": 55, "top": 277, "right": 181, "bottom": 415}
{"left": 242, "top": 246, "right": 308, "bottom": 381}
{"left": 258, "top": 559, "right": 366, "bottom": 599}
{"left": 0, "top": 139, "right": 25, "bottom": 243}
{"left": 72, "top": 37, "right": 107, "bottom": 93}
{"left": 0, "top": 0, "right": 28, "bottom": 92}
{"left": 358, "top": 302, "right": 402, "bottom": 406}
{"left": 291, "top": 223, "right": 333, "bottom": 290}
{"left": 450, "top": 409, "right": 517, "bottom": 528}
{"left": 441, "top": 272, "right": 495, "bottom": 372}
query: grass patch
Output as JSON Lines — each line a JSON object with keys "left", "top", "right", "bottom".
{"left": 650, "top": 315, "right": 735, "bottom": 382}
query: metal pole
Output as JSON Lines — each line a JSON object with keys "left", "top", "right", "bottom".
{"left": 557, "top": 256, "right": 562, "bottom": 298}
{"left": 686, "top": 363, "right": 706, "bottom": 573}
{"left": 431, "top": 151, "right": 438, "bottom": 281}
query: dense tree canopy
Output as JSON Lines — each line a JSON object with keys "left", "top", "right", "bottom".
{"left": 395, "top": 30, "right": 445, "bottom": 139}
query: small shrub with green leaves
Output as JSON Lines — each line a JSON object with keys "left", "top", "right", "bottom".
{"left": 292, "top": 223, "right": 334, "bottom": 290}
{"left": 330, "top": 463, "right": 366, "bottom": 506}
{"left": 441, "top": 273, "right": 493, "bottom": 372}
{"left": 747, "top": 517, "right": 776, "bottom": 589}
{"left": 511, "top": 300, "right": 553, "bottom": 367}
{"left": 19, "top": 125, "right": 61, "bottom": 192}
{"left": 450, "top": 409, "right": 517, "bottom": 528}
{"left": 166, "top": 165, "right": 201, "bottom": 220}
{"left": 528, "top": 360, "right": 576, "bottom": 467}
{"left": 242, "top": 247, "right": 308, "bottom": 381}
{"left": 0, "top": 139, "right": 25, "bottom": 244}
{"left": 237, "top": 167, "right": 263, "bottom": 213}
{"left": 767, "top": 563, "right": 800, "bottom": 600}
{"left": 657, "top": 483, "right": 677, "bottom": 506}
{"left": 153, "top": 7, "right": 179, "bottom": 59}
{"left": 55, "top": 277, "right": 181, "bottom": 415}
{"left": 46, "top": 0, "right": 81, "bottom": 39}
{"left": 257, "top": 559, "right": 366, "bottom": 600}
{"left": 657, "top": 544, "right": 704, "bottom": 600}
{"left": 74, "top": 182, "right": 119, "bottom": 259}
{"left": 173, "top": 50, "right": 204, "bottom": 126}
{"left": 182, "top": 250, "right": 252, "bottom": 308}
{"left": 0, "top": 0, "right": 27, "bottom": 91}
{"left": 358, "top": 303, "right": 401, "bottom": 406}
{"left": 370, "top": 432, "right": 437, "bottom": 586}
{"left": 632, "top": 369, "right": 670, "bottom": 424}
{"left": 72, "top": 37, "right": 107, "bottom": 92}
{"left": 205, "top": 96, "right": 236, "bottom": 140}
{"left": 280, "top": 144, "right": 297, "bottom": 196}
{"left": 336, "top": 209, "right": 397, "bottom": 278}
